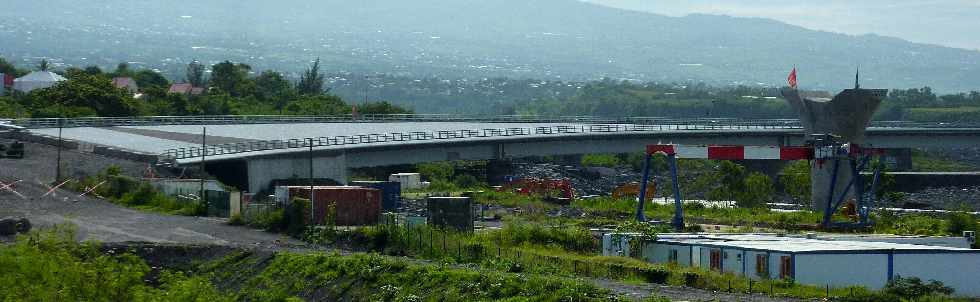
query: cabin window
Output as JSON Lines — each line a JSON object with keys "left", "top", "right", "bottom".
{"left": 756, "top": 254, "right": 769, "bottom": 277}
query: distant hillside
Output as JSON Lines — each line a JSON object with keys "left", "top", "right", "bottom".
{"left": 2, "top": 0, "right": 978, "bottom": 91}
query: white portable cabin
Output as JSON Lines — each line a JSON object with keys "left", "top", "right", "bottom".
{"left": 389, "top": 173, "right": 422, "bottom": 191}
{"left": 605, "top": 233, "right": 980, "bottom": 297}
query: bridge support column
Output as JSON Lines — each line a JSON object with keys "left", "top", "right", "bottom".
{"left": 782, "top": 86, "right": 885, "bottom": 212}
{"left": 245, "top": 152, "right": 348, "bottom": 193}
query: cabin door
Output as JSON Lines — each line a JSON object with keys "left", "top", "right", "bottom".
{"left": 709, "top": 249, "right": 722, "bottom": 271}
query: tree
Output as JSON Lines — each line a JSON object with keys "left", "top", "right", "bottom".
{"left": 133, "top": 70, "right": 169, "bottom": 90}
{"left": 355, "top": 101, "right": 412, "bottom": 115}
{"left": 739, "top": 172, "right": 774, "bottom": 208}
{"left": 417, "top": 162, "right": 454, "bottom": 183}
{"left": 37, "top": 59, "right": 50, "bottom": 71}
{"left": 254, "top": 70, "right": 294, "bottom": 113}
{"left": 185, "top": 59, "right": 206, "bottom": 87}
{"left": 715, "top": 161, "right": 747, "bottom": 202}
{"left": 0, "top": 96, "right": 28, "bottom": 118}
{"left": 0, "top": 57, "right": 28, "bottom": 77}
{"left": 297, "top": 58, "right": 325, "bottom": 95}
{"left": 780, "top": 161, "right": 811, "bottom": 203}
{"left": 283, "top": 95, "right": 347, "bottom": 115}
{"left": 83, "top": 66, "right": 103, "bottom": 75}
{"left": 26, "top": 73, "right": 139, "bottom": 117}
{"left": 113, "top": 62, "right": 133, "bottom": 77}
{"left": 209, "top": 61, "right": 254, "bottom": 97}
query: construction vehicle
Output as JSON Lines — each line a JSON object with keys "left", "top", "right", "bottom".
{"left": 612, "top": 182, "right": 657, "bottom": 202}
{"left": 498, "top": 178, "right": 574, "bottom": 204}
{"left": 0, "top": 141, "right": 24, "bottom": 159}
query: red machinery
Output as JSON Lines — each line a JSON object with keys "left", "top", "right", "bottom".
{"left": 498, "top": 178, "right": 575, "bottom": 204}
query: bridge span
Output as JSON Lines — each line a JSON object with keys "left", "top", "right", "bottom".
{"left": 5, "top": 115, "right": 980, "bottom": 192}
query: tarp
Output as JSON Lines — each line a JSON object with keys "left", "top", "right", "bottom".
{"left": 12, "top": 71, "right": 66, "bottom": 93}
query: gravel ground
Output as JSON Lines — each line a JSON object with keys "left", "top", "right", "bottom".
{"left": 0, "top": 139, "right": 301, "bottom": 248}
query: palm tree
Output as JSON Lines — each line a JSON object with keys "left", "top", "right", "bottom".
{"left": 37, "top": 59, "right": 50, "bottom": 71}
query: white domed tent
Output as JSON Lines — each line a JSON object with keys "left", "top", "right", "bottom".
{"left": 13, "top": 71, "right": 66, "bottom": 93}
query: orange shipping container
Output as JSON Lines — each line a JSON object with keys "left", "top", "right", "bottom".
{"left": 287, "top": 186, "right": 381, "bottom": 226}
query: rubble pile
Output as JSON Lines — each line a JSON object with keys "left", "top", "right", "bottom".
{"left": 885, "top": 186, "right": 980, "bottom": 211}
{"left": 510, "top": 163, "right": 642, "bottom": 196}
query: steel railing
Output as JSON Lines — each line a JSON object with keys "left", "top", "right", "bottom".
{"left": 5, "top": 114, "right": 978, "bottom": 130}
{"left": 162, "top": 123, "right": 811, "bottom": 161}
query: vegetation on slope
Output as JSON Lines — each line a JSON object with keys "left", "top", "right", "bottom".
{"left": 0, "top": 226, "right": 231, "bottom": 302}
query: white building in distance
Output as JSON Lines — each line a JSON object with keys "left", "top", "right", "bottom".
{"left": 13, "top": 71, "right": 66, "bottom": 93}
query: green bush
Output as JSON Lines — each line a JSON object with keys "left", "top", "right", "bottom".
{"left": 581, "top": 154, "right": 622, "bottom": 167}
{"left": 0, "top": 225, "right": 231, "bottom": 301}
{"left": 883, "top": 276, "right": 954, "bottom": 298}
{"left": 284, "top": 198, "right": 310, "bottom": 235}
{"left": 453, "top": 174, "right": 482, "bottom": 189}
{"left": 501, "top": 219, "right": 597, "bottom": 252}
{"left": 247, "top": 208, "right": 285, "bottom": 231}
{"left": 946, "top": 212, "right": 978, "bottom": 235}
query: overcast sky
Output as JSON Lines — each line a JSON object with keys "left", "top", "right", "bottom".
{"left": 585, "top": 0, "right": 980, "bottom": 50}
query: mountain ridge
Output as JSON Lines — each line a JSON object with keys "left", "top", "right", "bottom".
{"left": 1, "top": 0, "right": 977, "bottom": 92}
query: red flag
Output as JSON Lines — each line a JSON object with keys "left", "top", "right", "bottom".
{"left": 787, "top": 67, "right": 798, "bottom": 89}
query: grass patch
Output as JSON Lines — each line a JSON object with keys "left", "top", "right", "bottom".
{"left": 203, "top": 250, "right": 628, "bottom": 301}
{"left": 911, "top": 150, "right": 977, "bottom": 172}
{"left": 71, "top": 166, "right": 202, "bottom": 216}
{"left": 0, "top": 225, "right": 230, "bottom": 301}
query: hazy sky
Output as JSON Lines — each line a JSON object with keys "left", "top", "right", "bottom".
{"left": 586, "top": 0, "right": 980, "bottom": 50}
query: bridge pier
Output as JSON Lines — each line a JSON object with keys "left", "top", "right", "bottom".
{"left": 782, "top": 87, "right": 885, "bottom": 211}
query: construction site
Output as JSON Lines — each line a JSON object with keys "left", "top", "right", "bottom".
{"left": 2, "top": 82, "right": 980, "bottom": 301}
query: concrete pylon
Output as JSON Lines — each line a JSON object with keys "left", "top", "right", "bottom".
{"left": 781, "top": 87, "right": 886, "bottom": 212}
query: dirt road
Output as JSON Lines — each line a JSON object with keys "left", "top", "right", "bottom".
{"left": 0, "top": 139, "right": 300, "bottom": 247}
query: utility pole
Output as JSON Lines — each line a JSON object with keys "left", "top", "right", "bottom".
{"left": 55, "top": 118, "right": 63, "bottom": 183}
{"left": 308, "top": 138, "right": 315, "bottom": 223}
{"left": 200, "top": 127, "right": 207, "bottom": 216}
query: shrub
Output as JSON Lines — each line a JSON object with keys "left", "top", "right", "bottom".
{"left": 883, "top": 276, "right": 954, "bottom": 298}
{"left": 228, "top": 213, "right": 244, "bottom": 225}
{"left": 453, "top": 174, "right": 482, "bottom": 189}
{"left": 946, "top": 212, "right": 978, "bottom": 235}
{"left": 581, "top": 154, "right": 622, "bottom": 167}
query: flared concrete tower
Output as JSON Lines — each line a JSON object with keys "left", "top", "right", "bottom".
{"left": 781, "top": 80, "right": 887, "bottom": 212}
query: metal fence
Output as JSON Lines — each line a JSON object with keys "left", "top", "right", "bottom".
{"left": 7, "top": 114, "right": 978, "bottom": 130}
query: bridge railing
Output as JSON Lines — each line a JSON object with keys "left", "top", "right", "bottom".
{"left": 8, "top": 114, "right": 977, "bottom": 130}
{"left": 162, "top": 123, "right": 809, "bottom": 161}
{"left": 152, "top": 118, "right": 980, "bottom": 161}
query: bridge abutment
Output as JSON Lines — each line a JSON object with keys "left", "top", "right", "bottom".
{"left": 245, "top": 152, "right": 349, "bottom": 193}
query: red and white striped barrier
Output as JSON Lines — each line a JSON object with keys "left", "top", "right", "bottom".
{"left": 647, "top": 145, "right": 812, "bottom": 160}
{"left": 647, "top": 144, "right": 886, "bottom": 160}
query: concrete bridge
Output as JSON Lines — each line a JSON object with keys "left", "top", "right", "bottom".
{"left": 5, "top": 115, "right": 980, "bottom": 192}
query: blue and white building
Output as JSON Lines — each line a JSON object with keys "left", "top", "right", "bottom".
{"left": 603, "top": 233, "right": 980, "bottom": 297}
